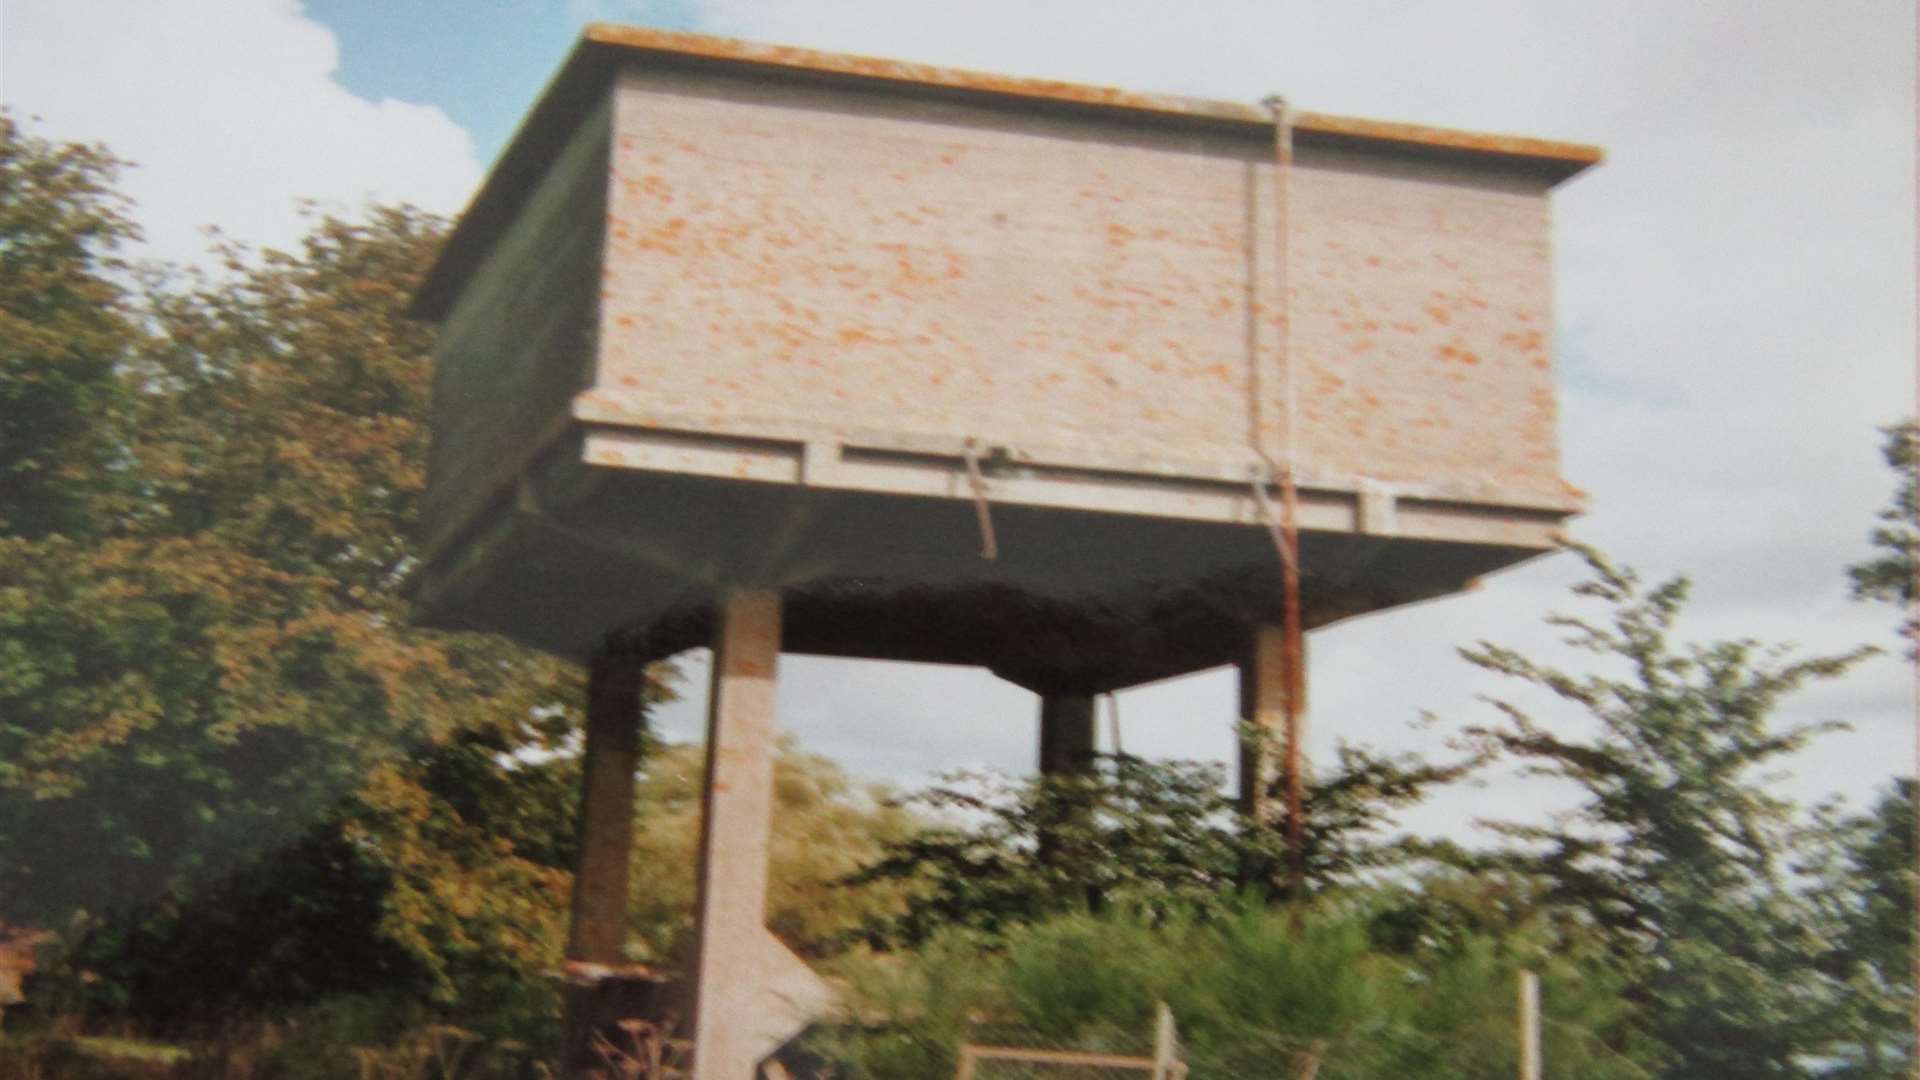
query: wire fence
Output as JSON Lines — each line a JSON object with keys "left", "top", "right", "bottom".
{"left": 954, "top": 1004, "right": 1185, "bottom": 1080}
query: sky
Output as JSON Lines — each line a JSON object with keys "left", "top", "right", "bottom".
{"left": 1, "top": 0, "right": 1914, "bottom": 839}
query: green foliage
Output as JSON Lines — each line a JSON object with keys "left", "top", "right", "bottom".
{"left": 812, "top": 899, "right": 1656, "bottom": 1079}
{"left": 0, "top": 529, "right": 453, "bottom": 921}
{"left": 0, "top": 116, "right": 600, "bottom": 1044}
{"left": 845, "top": 756, "right": 1260, "bottom": 945}
{"left": 55, "top": 824, "right": 409, "bottom": 1023}
{"left": 624, "top": 740, "right": 926, "bottom": 964}
{"left": 0, "top": 111, "right": 139, "bottom": 541}
{"left": 848, "top": 746, "right": 1476, "bottom": 946}
{"left": 1850, "top": 420, "right": 1917, "bottom": 610}
{"left": 1806, "top": 779, "right": 1916, "bottom": 1076}
{"left": 61, "top": 706, "right": 592, "bottom": 1039}
{"left": 1460, "top": 545, "right": 1878, "bottom": 1078}
{"left": 1248, "top": 740, "right": 1488, "bottom": 901}
{"left": 339, "top": 680, "right": 590, "bottom": 1035}
{"left": 0, "top": 197, "right": 580, "bottom": 930}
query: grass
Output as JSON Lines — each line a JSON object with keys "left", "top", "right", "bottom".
{"left": 71, "top": 1036, "right": 191, "bottom": 1065}
{"left": 805, "top": 896, "right": 1659, "bottom": 1080}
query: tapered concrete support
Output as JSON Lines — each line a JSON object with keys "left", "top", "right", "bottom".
{"left": 689, "top": 590, "right": 832, "bottom": 1080}
{"left": 1236, "top": 628, "right": 1306, "bottom": 821}
{"left": 560, "top": 646, "right": 647, "bottom": 1073}
{"left": 1038, "top": 694, "right": 1097, "bottom": 776}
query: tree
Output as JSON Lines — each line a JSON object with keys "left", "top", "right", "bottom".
{"left": 0, "top": 122, "right": 923, "bottom": 1047}
{"left": 845, "top": 756, "right": 1249, "bottom": 945}
{"left": 1460, "top": 545, "right": 1876, "bottom": 1078}
{"left": 847, "top": 746, "right": 1477, "bottom": 947}
{"left": 0, "top": 125, "right": 582, "bottom": 934}
{"left": 1850, "top": 420, "right": 1917, "bottom": 612}
{"left": 53, "top": 692, "right": 596, "bottom": 1046}
{"left": 1251, "top": 741, "right": 1485, "bottom": 902}
{"left": 0, "top": 110, "right": 138, "bottom": 541}
{"left": 1807, "top": 779, "right": 1915, "bottom": 1076}
{"left": 623, "top": 740, "right": 925, "bottom": 963}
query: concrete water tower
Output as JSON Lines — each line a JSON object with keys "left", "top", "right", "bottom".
{"left": 407, "top": 24, "right": 1597, "bottom": 1077}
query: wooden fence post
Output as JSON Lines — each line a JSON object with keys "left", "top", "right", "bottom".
{"left": 1519, "top": 970, "right": 1542, "bottom": 1080}
{"left": 1292, "top": 1038, "right": 1327, "bottom": 1079}
{"left": 1151, "top": 1002, "right": 1176, "bottom": 1080}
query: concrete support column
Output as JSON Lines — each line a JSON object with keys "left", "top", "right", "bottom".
{"left": 1236, "top": 627, "right": 1306, "bottom": 821}
{"left": 1038, "top": 694, "right": 1097, "bottom": 776}
{"left": 560, "top": 645, "right": 647, "bottom": 1073}
{"left": 1037, "top": 694, "right": 1097, "bottom": 875}
{"left": 689, "top": 590, "right": 831, "bottom": 1080}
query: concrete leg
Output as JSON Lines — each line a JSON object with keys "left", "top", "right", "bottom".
{"left": 560, "top": 646, "right": 647, "bottom": 1072}
{"left": 1236, "top": 627, "right": 1306, "bottom": 821}
{"left": 689, "top": 590, "right": 832, "bottom": 1080}
{"left": 1036, "top": 694, "right": 1097, "bottom": 879}
{"left": 1037, "top": 694, "right": 1097, "bottom": 776}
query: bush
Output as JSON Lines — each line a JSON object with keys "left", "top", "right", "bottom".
{"left": 810, "top": 896, "right": 1657, "bottom": 1079}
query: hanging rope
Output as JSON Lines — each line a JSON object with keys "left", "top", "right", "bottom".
{"left": 962, "top": 439, "right": 998, "bottom": 560}
{"left": 1257, "top": 93, "right": 1309, "bottom": 896}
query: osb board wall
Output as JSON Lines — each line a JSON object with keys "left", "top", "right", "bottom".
{"left": 421, "top": 98, "right": 611, "bottom": 546}
{"left": 593, "top": 65, "right": 1568, "bottom": 506}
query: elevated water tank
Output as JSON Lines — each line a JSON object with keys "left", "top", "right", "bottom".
{"left": 408, "top": 25, "right": 1598, "bottom": 694}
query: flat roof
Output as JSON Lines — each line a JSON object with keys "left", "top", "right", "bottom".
{"left": 414, "top": 24, "right": 1603, "bottom": 320}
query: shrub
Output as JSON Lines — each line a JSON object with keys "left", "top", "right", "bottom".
{"left": 810, "top": 896, "right": 1657, "bottom": 1079}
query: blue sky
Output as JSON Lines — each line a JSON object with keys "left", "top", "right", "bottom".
{"left": 3, "top": 0, "right": 1915, "bottom": 837}
{"left": 306, "top": 1, "right": 697, "bottom": 167}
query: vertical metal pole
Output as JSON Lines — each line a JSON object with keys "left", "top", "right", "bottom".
{"left": 1273, "top": 99, "right": 1306, "bottom": 898}
{"left": 1259, "top": 94, "right": 1308, "bottom": 895}
{"left": 1518, "top": 970, "right": 1542, "bottom": 1080}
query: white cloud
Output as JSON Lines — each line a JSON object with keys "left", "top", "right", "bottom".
{"left": 0, "top": 0, "right": 482, "bottom": 266}
{"left": 8, "top": 0, "right": 1908, "bottom": 831}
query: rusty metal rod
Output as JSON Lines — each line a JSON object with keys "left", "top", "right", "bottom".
{"left": 962, "top": 440, "right": 999, "bottom": 560}
{"left": 1249, "top": 469, "right": 1299, "bottom": 575}
{"left": 1279, "top": 470, "right": 1306, "bottom": 894}
{"left": 1264, "top": 94, "right": 1308, "bottom": 896}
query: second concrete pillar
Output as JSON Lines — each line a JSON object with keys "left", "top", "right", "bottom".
{"left": 1038, "top": 694, "right": 1097, "bottom": 776}
{"left": 1237, "top": 627, "right": 1307, "bottom": 822}
{"left": 688, "top": 590, "right": 831, "bottom": 1079}
{"left": 559, "top": 646, "right": 648, "bottom": 1074}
